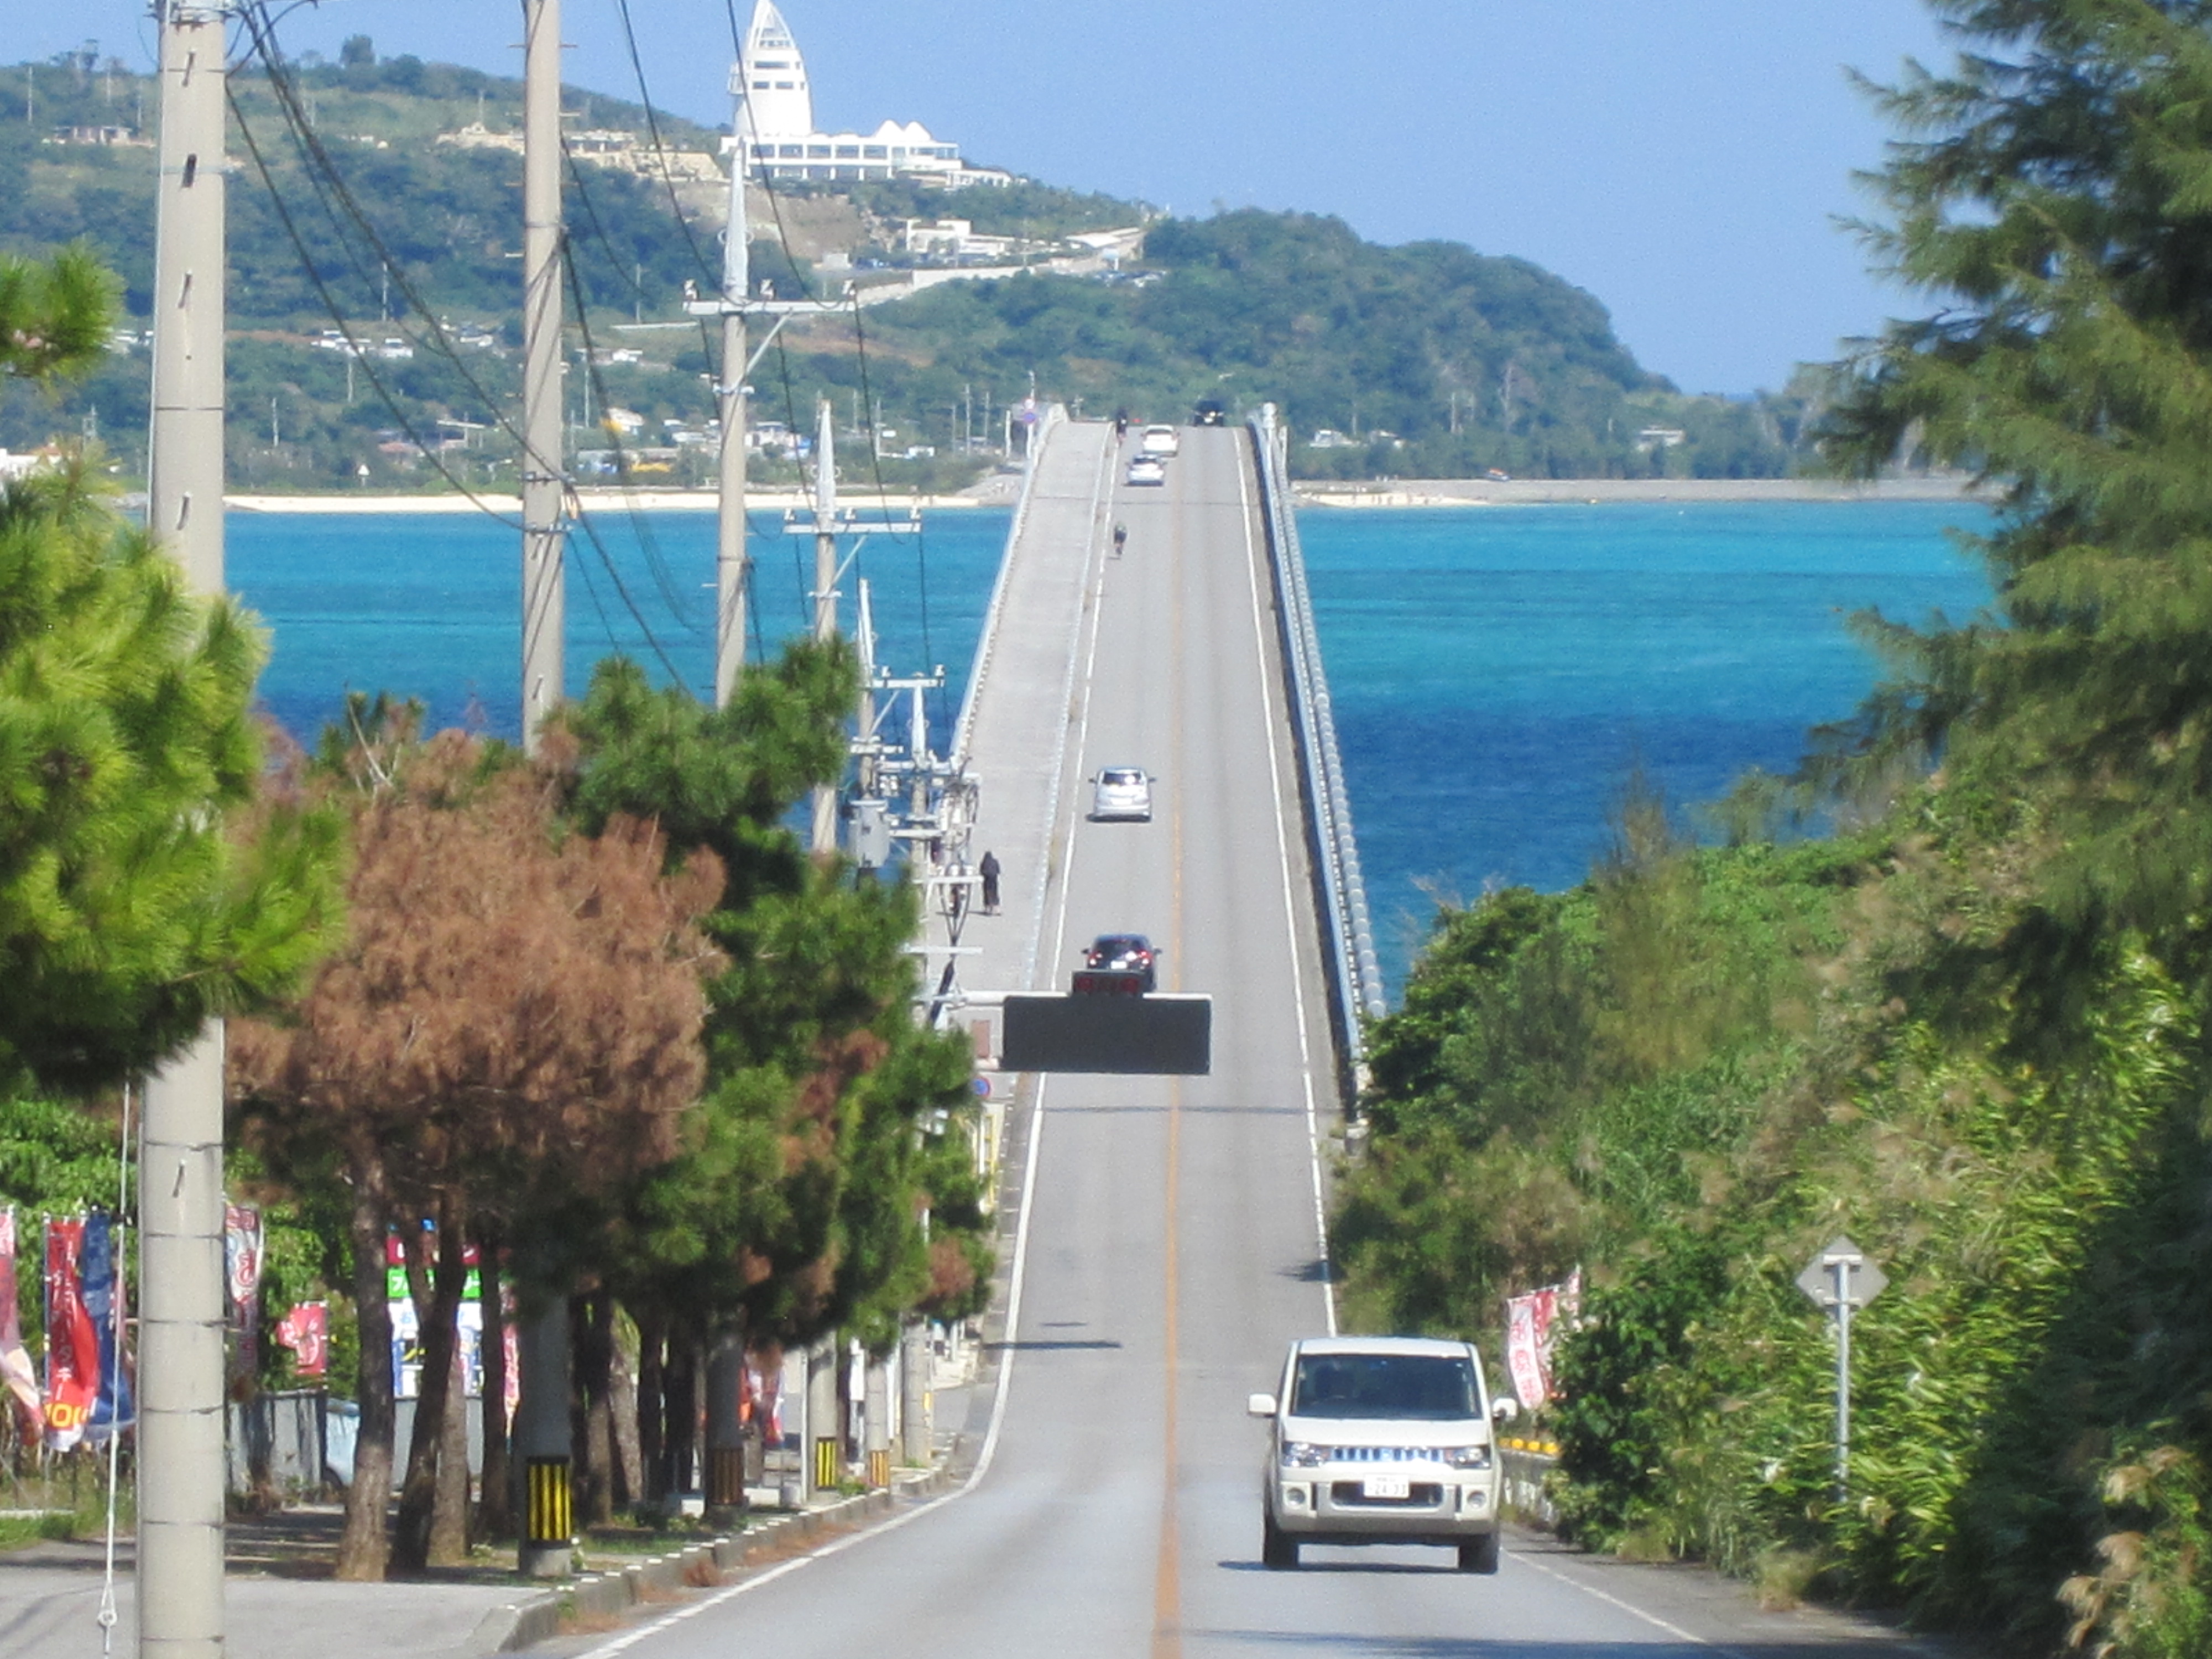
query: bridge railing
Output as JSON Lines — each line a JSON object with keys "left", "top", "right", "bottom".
{"left": 1248, "top": 405, "right": 1389, "bottom": 1105}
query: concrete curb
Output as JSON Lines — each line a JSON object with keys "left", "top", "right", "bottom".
{"left": 466, "top": 1468, "right": 959, "bottom": 1653}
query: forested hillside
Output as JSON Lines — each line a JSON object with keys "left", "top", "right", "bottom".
{"left": 1338, "top": 7, "right": 2212, "bottom": 1655}
{"left": 0, "top": 46, "right": 1806, "bottom": 487}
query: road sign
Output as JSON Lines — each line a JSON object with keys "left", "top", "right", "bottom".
{"left": 1796, "top": 1235, "right": 1888, "bottom": 1308}
{"left": 1796, "top": 1235, "right": 1888, "bottom": 1503}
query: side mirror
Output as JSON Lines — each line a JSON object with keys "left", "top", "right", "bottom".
{"left": 1491, "top": 1397, "right": 1520, "bottom": 1425}
{"left": 1246, "top": 1392, "right": 1278, "bottom": 1419}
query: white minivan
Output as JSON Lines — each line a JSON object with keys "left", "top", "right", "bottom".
{"left": 1249, "top": 1335, "right": 1515, "bottom": 1572}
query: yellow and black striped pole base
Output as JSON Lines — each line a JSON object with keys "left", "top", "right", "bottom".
{"left": 865, "top": 1448, "right": 891, "bottom": 1489}
{"left": 520, "top": 1456, "right": 574, "bottom": 1576}
{"left": 813, "top": 1435, "right": 839, "bottom": 1494}
{"left": 707, "top": 1446, "right": 745, "bottom": 1508}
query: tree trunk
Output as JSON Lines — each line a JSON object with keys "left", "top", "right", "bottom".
{"left": 392, "top": 1201, "right": 468, "bottom": 1573}
{"left": 573, "top": 1289, "right": 617, "bottom": 1525}
{"left": 336, "top": 1164, "right": 394, "bottom": 1582}
{"left": 611, "top": 1306, "right": 642, "bottom": 1509}
{"left": 429, "top": 1322, "right": 471, "bottom": 1565}
{"left": 660, "top": 1326, "right": 698, "bottom": 1498}
{"left": 635, "top": 1307, "right": 665, "bottom": 1504}
{"left": 477, "top": 1236, "right": 512, "bottom": 1538}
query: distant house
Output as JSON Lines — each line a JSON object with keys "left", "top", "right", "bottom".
{"left": 48, "top": 124, "right": 149, "bottom": 148}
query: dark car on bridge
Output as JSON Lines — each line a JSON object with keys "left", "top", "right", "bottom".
{"left": 1073, "top": 934, "right": 1158, "bottom": 994}
{"left": 1192, "top": 398, "right": 1228, "bottom": 426}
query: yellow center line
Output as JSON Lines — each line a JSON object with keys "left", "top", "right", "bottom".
{"left": 1152, "top": 447, "right": 1189, "bottom": 1659}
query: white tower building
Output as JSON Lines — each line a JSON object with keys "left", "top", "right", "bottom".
{"left": 741, "top": 1, "right": 815, "bottom": 142}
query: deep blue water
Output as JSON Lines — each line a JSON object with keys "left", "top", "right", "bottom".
{"left": 229, "top": 499, "right": 1994, "bottom": 1001}
{"left": 1299, "top": 504, "right": 1994, "bottom": 992}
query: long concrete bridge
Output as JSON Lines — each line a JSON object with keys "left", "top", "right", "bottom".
{"left": 540, "top": 419, "right": 1920, "bottom": 1657}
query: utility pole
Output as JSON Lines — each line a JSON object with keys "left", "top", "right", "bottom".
{"left": 143, "top": 8, "right": 230, "bottom": 1655}
{"left": 519, "top": 0, "right": 566, "bottom": 755}
{"left": 514, "top": 0, "right": 572, "bottom": 1580}
{"left": 687, "top": 56, "right": 844, "bottom": 707}
{"left": 811, "top": 397, "right": 839, "bottom": 854}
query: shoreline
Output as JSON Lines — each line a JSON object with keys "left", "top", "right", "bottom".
{"left": 212, "top": 475, "right": 1989, "bottom": 515}
{"left": 224, "top": 486, "right": 1008, "bottom": 515}
{"left": 1293, "top": 476, "right": 1989, "bottom": 507}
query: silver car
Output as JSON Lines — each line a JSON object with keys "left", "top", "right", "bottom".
{"left": 1089, "top": 766, "right": 1153, "bottom": 821}
{"left": 1249, "top": 1335, "right": 1515, "bottom": 1572}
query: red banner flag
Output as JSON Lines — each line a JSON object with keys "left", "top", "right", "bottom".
{"left": 43, "top": 1218, "right": 97, "bottom": 1449}
{"left": 276, "top": 1302, "right": 329, "bottom": 1379}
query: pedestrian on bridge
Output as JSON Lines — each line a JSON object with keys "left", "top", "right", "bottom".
{"left": 979, "top": 849, "right": 1002, "bottom": 915}
{"left": 1112, "top": 523, "right": 1128, "bottom": 557}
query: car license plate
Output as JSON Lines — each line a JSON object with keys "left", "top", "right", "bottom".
{"left": 1363, "top": 1475, "right": 1410, "bottom": 1500}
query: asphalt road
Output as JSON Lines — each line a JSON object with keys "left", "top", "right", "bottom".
{"left": 547, "top": 426, "right": 1931, "bottom": 1659}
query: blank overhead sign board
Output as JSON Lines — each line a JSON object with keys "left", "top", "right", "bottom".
{"left": 1000, "top": 994, "right": 1212, "bottom": 1076}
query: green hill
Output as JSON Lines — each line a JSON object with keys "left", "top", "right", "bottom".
{"left": 0, "top": 48, "right": 1803, "bottom": 488}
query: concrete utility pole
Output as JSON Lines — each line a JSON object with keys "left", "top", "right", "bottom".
{"left": 514, "top": 0, "right": 573, "bottom": 1579}
{"left": 142, "top": 9, "right": 231, "bottom": 1654}
{"left": 688, "top": 58, "right": 844, "bottom": 706}
{"left": 519, "top": 0, "right": 566, "bottom": 754}
{"left": 810, "top": 397, "right": 839, "bottom": 853}
{"left": 714, "top": 91, "right": 749, "bottom": 708}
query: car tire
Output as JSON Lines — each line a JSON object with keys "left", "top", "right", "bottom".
{"left": 1458, "top": 1532, "right": 1501, "bottom": 1574}
{"left": 1262, "top": 1514, "right": 1299, "bottom": 1571}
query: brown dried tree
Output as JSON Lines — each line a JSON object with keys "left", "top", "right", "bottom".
{"left": 232, "top": 731, "right": 721, "bottom": 1580}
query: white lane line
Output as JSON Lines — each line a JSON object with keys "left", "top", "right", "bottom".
{"left": 1019, "top": 427, "right": 1116, "bottom": 995}
{"left": 1235, "top": 437, "right": 1337, "bottom": 1337}
{"left": 573, "top": 442, "right": 1113, "bottom": 1659}
{"left": 1515, "top": 1550, "right": 1751, "bottom": 1656}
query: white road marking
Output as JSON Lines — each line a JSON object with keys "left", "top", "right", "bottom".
{"left": 1515, "top": 1550, "right": 1750, "bottom": 1655}
{"left": 1236, "top": 439, "right": 1337, "bottom": 1336}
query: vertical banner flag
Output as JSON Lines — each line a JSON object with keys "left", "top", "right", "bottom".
{"left": 275, "top": 1302, "right": 329, "bottom": 1378}
{"left": 1504, "top": 1271, "right": 1583, "bottom": 1409}
{"left": 225, "top": 1203, "right": 264, "bottom": 1390}
{"left": 81, "top": 1210, "right": 132, "bottom": 1438}
{"left": 42, "top": 1218, "right": 96, "bottom": 1449}
{"left": 0, "top": 1208, "right": 42, "bottom": 1431}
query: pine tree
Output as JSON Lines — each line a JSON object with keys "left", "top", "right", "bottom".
{"left": 1824, "top": 1, "right": 2212, "bottom": 942}
{"left": 0, "top": 246, "right": 341, "bottom": 1092}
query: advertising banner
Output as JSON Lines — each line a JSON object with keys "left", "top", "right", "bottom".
{"left": 276, "top": 1302, "right": 330, "bottom": 1378}
{"left": 225, "top": 1203, "right": 264, "bottom": 1388}
{"left": 80, "top": 1211, "right": 132, "bottom": 1439}
{"left": 41, "top": 1219, "right": 96, "bottom": 1450}
{"left": 1504, "top": 1270, "right": 1583, "bottom": 1409}
{"left": 0, "top": 1208, "right": 41, "bottom": 1432}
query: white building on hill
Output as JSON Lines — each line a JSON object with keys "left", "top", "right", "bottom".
{"left": 732, "top": 1, "right": 1010, "bottom": 188}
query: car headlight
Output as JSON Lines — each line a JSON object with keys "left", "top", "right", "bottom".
{"left": 1442, "top": 1444, "right": 1493, "bottom": 1470}
{"left": 1280, "top": 1442, "right": 1328, "bottom": 1469}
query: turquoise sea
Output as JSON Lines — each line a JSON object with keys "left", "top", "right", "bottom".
{"left": 230, "top": 499, "right": 1994, "bottom": 1000}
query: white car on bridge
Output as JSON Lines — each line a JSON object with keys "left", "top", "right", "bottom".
{"left": 1249, "top": 1335, "right": 1514, "bottom": 1572}
{"left": 1089, "top": 766, "right": 1154, "bottom": 821}
{"left": 1139, "top": 423, "right": 1181, "bottom": 458}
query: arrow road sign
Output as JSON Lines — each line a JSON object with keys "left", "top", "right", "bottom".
{"left": 1796, "top": 1235, "right": 1888, "bottom": 1308}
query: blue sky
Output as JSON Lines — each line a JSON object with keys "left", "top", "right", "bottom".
{"left": 29, "top": 1, "right": 1951, "bottom": 394}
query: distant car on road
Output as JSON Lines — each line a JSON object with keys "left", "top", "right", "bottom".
{"left": 1140, "top": 423, "right": 1181, "bottom": 458}
{"left": 1249, "top": 1335, "right": 1517, "bottom": 1573}
{"left": 1192, "top": 399, "right": 1228, "bottom": 427}
{"left": 1090, "top": 766, "right": 1154, "bottom": 822}
{"left": 1126, "top": 456, "right": 1167, "bottom": 487}
{"left": 1073, "top": 933, "right": 1158, "bottom": 994}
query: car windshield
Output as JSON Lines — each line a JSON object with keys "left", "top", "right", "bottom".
{"left": 1290, "top": 1352, "right": 1479, "bottom": 1421}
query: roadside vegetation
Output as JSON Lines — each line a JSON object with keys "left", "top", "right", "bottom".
{"left": 1339, "top": 6, "right": 2212, "bottom": 1653}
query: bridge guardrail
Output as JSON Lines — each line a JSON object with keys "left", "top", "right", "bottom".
{"left": 1248, "top": 406, "right": 1389, "bottom": 1105}
{"left": 1498, "top": 1441, "right": 1561, "bottom": 1528}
